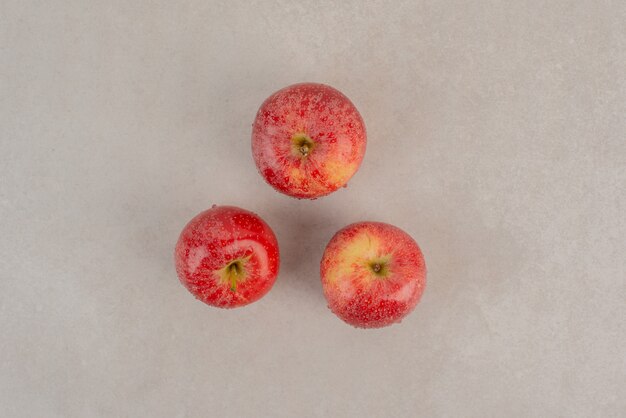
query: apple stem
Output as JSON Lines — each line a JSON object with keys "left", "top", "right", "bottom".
{"left": 372, "top": 263, "right": 382, "bottom": 273}
{"left": 228, "top": 262, "right": 241, "bottom": 292}
{"left": 299, "top": 144, "right": 309, "bottom": 156}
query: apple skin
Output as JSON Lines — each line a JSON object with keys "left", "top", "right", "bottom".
{"left": 174, "top": 205, "right": 280, "bottom": 308}
{"left": 320, "top": 222, "right": 426, "bottom": 328}
{"left": 252, "top": 83, "right": 366, "bottom": 199}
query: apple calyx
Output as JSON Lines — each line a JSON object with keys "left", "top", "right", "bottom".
{"left": 367, "top": 257, "right": 390, "bottom": 278}
{"left": 291, "top": 133, "right": 315, "bottom": 157}
{"left": 218, "top": 258, "right": 249, "bottom": 292}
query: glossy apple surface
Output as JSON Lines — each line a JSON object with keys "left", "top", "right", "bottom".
{"left": 252, "top": 82, "right": 366, "bottom": 199}
{"left": 174, "top": 205, "right": 280, "bottom": 308}
{"left": 320, "top": 222, "right": 426, "bottom": 328}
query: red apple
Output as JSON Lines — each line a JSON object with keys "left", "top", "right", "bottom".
{"left": 174, "top": 205, "right": 280, "bottom": 308}
{"left": 252, "top": 83, "right": 366, "bottom": 199}
{"left": 320, "top": 222, "right": 426, "bottom": 328}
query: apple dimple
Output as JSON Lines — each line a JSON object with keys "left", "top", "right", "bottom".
{"left": 291, "top": 133, "right": 316, "bottom": 157}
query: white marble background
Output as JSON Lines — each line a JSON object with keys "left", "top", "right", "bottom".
{"left": 1, "top": 1, "right": 624, "bottom": 417}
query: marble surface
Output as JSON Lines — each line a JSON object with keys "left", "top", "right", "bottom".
{"left": 1, "top": 1, "right": 625, "bottom": 417}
